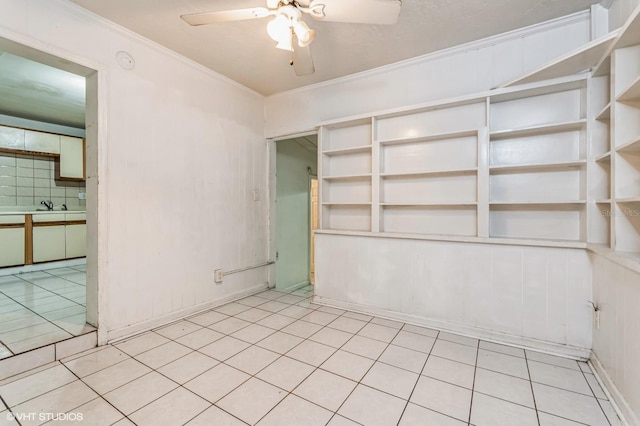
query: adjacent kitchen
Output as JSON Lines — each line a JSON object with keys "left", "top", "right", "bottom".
{"left": 0, "top": 49, "right": 93, "bottom": 359}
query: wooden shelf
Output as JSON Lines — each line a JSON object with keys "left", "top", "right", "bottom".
{"left": 616, "top": 197, "right": 640, "bottom": 203}
{"left": 322, "top": 174, "right": 372, "bottom": 181}
{"left": 489, "top": 160, "right": 586, "bottom": 173}
{"left": 596, "top": 103, "right": 611, "bottom": 121}
{"left": 617, "top": 136, "right": 640, "bottom": 154}
{"left": 617, "top": 75, "right": 640, "bottom": 102}
{"left": 616, "top": 3, "right": 640, "bottom": 49}
{"left": 490, "top": 200, "right": 586, "bottom": 206}
{"left": 322, "top": 202, "right": 372, "bottom": 206}
{"left": 380, "top": 168, "right": 477, "bottom": 178}
{"left": 378, "top": 130, "right": 477, "bottom": 146}
{"left": 490, "top": 119, "right": 586, "bottom": 140}
{"left": 381, "top": 202, "right": 477, "bottom": 207}
{"left": 595, "top": 152, "right": 611, "bottom": 163}
{"left": 322, "top": 145, "right": 372, "bottom": 156}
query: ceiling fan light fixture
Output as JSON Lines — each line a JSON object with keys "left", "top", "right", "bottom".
{"left": 267, "top": 13, "right": 291, "bottom": 42}
{"left": 292, "top": 19, "right": 315, "bottom": 46}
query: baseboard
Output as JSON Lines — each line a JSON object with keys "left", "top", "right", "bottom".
{"left": 107, "top": 283, "right": 268, "bottom": 343}
{"left": 313, "top": 295, "right": 591, "bottom": 360}
{"left": 590, "top": 353, "right": 637, "bottom": 426}
{"left": 277, "top": 280, "right": 310, "bottom": 293}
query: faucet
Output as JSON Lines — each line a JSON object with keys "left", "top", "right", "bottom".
{"left": 62, "top": 204, "right": 68, "bottom": 211}
{"left": 40, "top": 200, "right": 53, "bottom": 211}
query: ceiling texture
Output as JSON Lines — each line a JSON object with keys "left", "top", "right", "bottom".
{"left": 71, "top": 0, "right": 601, "bottom": 95}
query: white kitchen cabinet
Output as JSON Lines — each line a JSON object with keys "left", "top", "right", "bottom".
{"left": 25, "top": 130, "right": 60, "bottom": 154}
{"left": 65, "top": 215, "right": 86, "bottom": 258}
{"left": 0, "top": 228, "right": 25, "bottom": 267}
{"left": 59, "top": 136, "right": 85, "bottom": 180}
{"left": 0, "top": 125, "right": 25, "bottom": 151}
{"left": 32, "top": 225, "right": 66, "bottom": 263}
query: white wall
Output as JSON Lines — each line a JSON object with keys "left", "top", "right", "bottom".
{"left": 0, "top": 0, "right": 268, "bottom": 339}
{"left": 275, "top": 140, "right": 317, "bottom": 290}
{"left": 608, "top": 0, "right": 640, "bottom": 30}
{"left": 591, "top": 253, "right": 640, "bottom": 425}
{"left": 265, "top": 12, "right": 591, "bottom": 138}
{"left": 315, "top": 233, "right": 593, "bottom": 357}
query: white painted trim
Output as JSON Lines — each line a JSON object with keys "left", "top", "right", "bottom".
{"left": 590, "top": 353, "right": 635, "bottom": 426}
{"left": 600, "top": 0, "right": 615, "bottom": 9}
{"left": 106, "top": 283, "right": 268, "bottom": 342}
{"left": 268, "top": 11, "right": 590, "bottom": 99}
{"left": 588, "top": 244, "right": 640, "bottom": 274}
{"left": 312, "top": 295, "right": 592, "bottom": 360}
{"left": 58, "top": 0, "right": 263, "bottom": 99}
{"left": 280, "top": 280, "right": 310, "bottom": 293}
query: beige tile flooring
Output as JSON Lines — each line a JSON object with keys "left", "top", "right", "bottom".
{"left": 0, "top": 285, "right": 624, "bottom": 426}
{"left": 0, "top": 265, "right": 94, "bottom": 359}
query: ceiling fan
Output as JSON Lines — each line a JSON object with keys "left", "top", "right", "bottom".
{"left": 181, "top": 0, "right": 402, "bottom": 76}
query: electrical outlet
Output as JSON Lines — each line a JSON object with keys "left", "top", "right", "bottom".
{"left": 214, "top": 269, "right": 223, "bottom": 284}
{"left": 78, "top": 192, "right": 86, "bottom": 200}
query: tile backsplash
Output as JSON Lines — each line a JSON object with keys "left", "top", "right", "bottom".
{"left": 0, "top": 152, "right": 86, "bottom": 209}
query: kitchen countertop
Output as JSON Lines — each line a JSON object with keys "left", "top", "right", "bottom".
{"left": 0, "top": 209, "right": 86, "bottom": 215}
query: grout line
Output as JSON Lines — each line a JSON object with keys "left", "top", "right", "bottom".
{"left": 467, "top": 339, "right": 480, "bottom": 424}
{"left": 578, "top": 361, "right": 614, "bottom": 426}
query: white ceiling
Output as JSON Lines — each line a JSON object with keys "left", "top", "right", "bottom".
{"left": 70, "top": 0, "right": 601, "bottom": 95}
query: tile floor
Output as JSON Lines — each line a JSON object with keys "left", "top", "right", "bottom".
{"left": 0, "top": 264, "right": 94, "bottom": 359}
{"left": 0, "top": 285, "right": 623, "bottom": 426}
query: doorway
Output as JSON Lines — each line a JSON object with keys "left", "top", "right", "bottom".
{"left": 0, "top": 36, "right": 100, "bottom": 357}
{"left": 273, "top": 134, "right": 318, "bottom": 292}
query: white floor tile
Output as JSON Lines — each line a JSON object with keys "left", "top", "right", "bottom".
{"left": 256, "top": 331, "right": 304, "bottom": 354}
{"left": 154, "top": 320, "right": 202, "bottom": 340}
{"left": 185, "top": 405, "right": 246, "bottom": 426}
{"left": 431, "top": 339, "right": 478, "bottom": 366}
{"left": 256, "top": 356, "right": 315, "bottom": 391}
{"left": 317, "top": 306, "right": 346, "bottom": 316}
{"left": 338, "top": 384, "right": 406, "bottom": 426}
{"left": 474, "top": 367, "right": 535, "bottom": 407}
{"left": 326, "top": 415, "right": 361, "bottom": 426}
{"left": 309, "top": 327, "right": 353, "bottom": 348}
{"left": 476, "top": 349, "right": 529, "bottom": 379}
{"left": 526, "top": 350, "right": 580, "bottom": 370}
{"left": 378, "top": 344, "right": 429, "bottom": 374}
{"left": 327, "top": 316, "right": 368, "bottom": 334}
{"left": 128, "top": 387, "right": 210, "bottom": 426}
{"left": 237, "top": 295, "right": 272, "bottom": 307}
{"left": 399, "top": 403, "right": 466, "bottom": 426}
{"left": 321, "top": 349, "right": 375, "bottom": 382}
{"left": 114, "top": 332, "right": 170, "bottom": 357}
{"left": 214, "top": 303, "right": 251, "bottom": 316}
{"left": 301, "top": 311, "right": 339, "bottom": 326}
{"left": 423, "top": 355, "right": 475, "bottom": 389}
{"left": 52, "top": 397, "right": 123, "bottom": 426}
{"left": 207, "top": 317, "right": 252, "bottom": 335}
{"left": 357, "top": 323, "right": 400, "bottom": 343}
{"left": 82, "top": 358, "right": 152, "bottom": 394}
{"left": 370, "top": 317, "right": 404, "bottom": 329}
{"left": 198, "top": 336, "right": 251, "bottom": 361}
{"left": 157, "top": 351, "right": 218, "bottom": 384}
{"left": 600, "top": 399, "right": 624, "bottom": 426}
{"left": 63, "top": 346, "right": 130, "bottom": 377}
{"left": 578, "top": 361, "right": 593, "bottom": 374}
{"left": 0, "top": 364, "right": 76, "bottom": 407}
{"left": 532, "top": 382, "right": 610, "bottom": 426}
{"left": 257, "top": 301, "right": 290, "bottom": 314}
{"left": 438, "top": 332, "right": 478, "bottom": 348}
{"left": 274, "top": 294, "right": 307, "bottom": 305}
{"left": 286, "top": 340, "right": 336, "bottom": 366}
{"left": 55, "top": 332, "right": 97, "bottom": 360}
{"left": 538, "top": 411, "right": 586, "bottom": 425}
{"left": 231, "top": 324, "right": 275, "bottom": 344}
{"left": 528, "top": 360, "right": 592, "bottom": 395}
{"left": 410, "top": 376, "right": 472, "bottom": 422}
{"left": 234, "top": 308, "right": 272, "bottom": 323}
{"left": 225, "top": 346, "right": 280, "bottom": 375}
{"left": 342, "top": 312, "right": 373, "bottom": 322}
{"left": 134, "top": 341, "right": 192, "bottom": 369}
{"left": 280, "top": 320, "right": 323, "bottom": 338}
{"left": 362, "top": 362, "right": 419, "bottom": 399}
{"left": 401, "top": 324, "right": 439, "bottom": 338}
{"left": 102, "top": 372, "right": 178, "bottom": 415}
{"left": 216, "top": 378, "right": 286, "bottom": 425}
{"left": 470, "top": 392, "right": 538, "bottom": 426}
{"left": 184, "top": 363, "right": 250, "bottom": 403}
{"left": 256, "top": 314, "right": 296, "bottom": 330}
{"left": 341, "top": 335, "right": 388, "bottom": 360}
{"left": 175, "top": 328, "right": 224, "bottom": 350}
{"left": 278, "top": 305, "right": 315, "bottom": 319}
{"left": 257, "top": 394, "right": 333, "bottom": 426}
{"left": 479, "top": 341, "right": 525, "bottom": 358}
{"left": 294, "top": 369, "right": 357, "bottom": 412}
{"left": 391, "top": 331, "right": 435, "bottom": 354}
{"left": 186, "top": 310, "right": 228, "bottom": 327}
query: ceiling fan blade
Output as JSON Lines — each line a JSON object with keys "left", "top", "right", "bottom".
{"left": 292, "top": 43, "right": 315, "bottom": 76}
{"left": 181, "top": 7, "right": 270, "bottom": 26}
{"left": 309, "top": 0, "right": 401, "bottom": 24}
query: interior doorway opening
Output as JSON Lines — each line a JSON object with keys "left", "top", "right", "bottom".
{"left": 273, "top": 134, "right": 318, "bottom": 292}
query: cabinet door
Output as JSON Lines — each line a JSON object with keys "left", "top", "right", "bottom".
{"left": 0, "top": 228, "right": 25, "bottom": 267}
{"left": 32, "top": 225, "right": 66, "bottom": 263}
{"left": 65, "top": 224, "right": 86, "bottom": 258}
{"left": 0, "top": 125, "right": 25, "bottom": 151}
{"left": 25, "top": 130, "right": 60, "bottom": 154}
{"left": 59, "top": 136, "right": 85, "bottom": 180}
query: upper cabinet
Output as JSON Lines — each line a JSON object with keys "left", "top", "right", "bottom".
{"left": 58, "top": 136, "right": 85, "bottom": 180}
{"left": 0, "top": 125, "right": 85, "bottom": 181}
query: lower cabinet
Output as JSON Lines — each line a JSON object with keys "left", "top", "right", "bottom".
{"left": 65, "top": 224, "right": 86, "bottom": 258}
{"left": 0, "top": 228, "right": 25, "bottom": 267}
{"left": 33, "top": 225, "right": 66, "bottom": 263}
